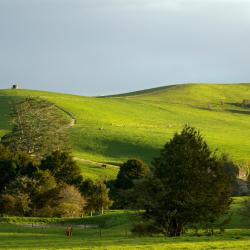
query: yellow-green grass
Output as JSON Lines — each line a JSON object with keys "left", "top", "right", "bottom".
{"left": 1, "top": 83, "right": 250, "bottom": 169}
{"left": 0, "top": 197, "right": 250, "bottom": 250}
{"left": 77, "top": 160, "right": 119, "bottom": 180}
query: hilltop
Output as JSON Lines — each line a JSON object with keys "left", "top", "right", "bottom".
{"left": 1, "top": 83, "right": 250, "bottom": 173}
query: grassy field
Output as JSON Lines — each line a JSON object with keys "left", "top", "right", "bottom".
{"left": 76, "top": 160, "right": 119, "bottom": 180}
{"left": 0, "top": 197, "right": 250, "bottom": 250}
{"left": 1, "top": 83, "right": 250, "bottom": 178}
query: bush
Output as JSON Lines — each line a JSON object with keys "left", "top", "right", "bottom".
{"left": 54, "top": 185, "right": 86, "bottom": 217}
{"left": 242, "top": 99, "right": 250, "bottom": 107}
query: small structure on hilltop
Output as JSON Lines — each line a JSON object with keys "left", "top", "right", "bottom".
{"left": 11, "top": 84, "right": 19, "bottom": 89}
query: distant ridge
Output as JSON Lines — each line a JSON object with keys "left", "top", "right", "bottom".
{"left": 101, "top": 82, "right": 250, "bottom": 98}
{"left": 101, "top": 84, "right": 178, "bottom": 98}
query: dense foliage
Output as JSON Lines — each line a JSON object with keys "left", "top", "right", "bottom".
{"left": 40, "top": 151, "right": 83, "bottom": 186}
{"left": 80, "top": 179, "right": 113, "bottom": 216}
{"left": 0, "top": 145, "right": 113, "bottom": 217}
{"left": 115, "top": 159, "right": 150, "bottom": 190}
{"left": 110, "top": 159, "right": 149, "bottom": 207}
{"left": 129, "top": 126, "right": 232, "bottom": 236}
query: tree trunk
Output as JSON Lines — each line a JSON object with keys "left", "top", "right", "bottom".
{"left": 168, "top": 219, "right": 182, "bottom": 237}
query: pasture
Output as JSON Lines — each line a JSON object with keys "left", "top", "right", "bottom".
{"left": 1, "top": 83, "right": 250, "bottom": 179}
{"left": 1, "top": 84, "right": 250, "bottom": 163}
{"left": 0, "top": 197, "right": 249, "bottom": 250}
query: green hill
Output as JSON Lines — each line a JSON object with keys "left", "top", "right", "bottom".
{"left": 1, "top": 83, "right": 250, "bottom": 176}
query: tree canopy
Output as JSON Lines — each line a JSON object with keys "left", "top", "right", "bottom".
{"left": 111, "top": 159, "right": 149, "bottom": 208}
{"left": 39, "top": 150, "right": 83, "bottom": 186}
{"left": 115, "top": 159, "right": 150, "bottom": 190}
{"left": 130, "top": 126, "right": 232, "bottom": 236}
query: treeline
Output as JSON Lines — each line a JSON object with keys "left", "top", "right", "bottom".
{"left": 109, "top": 126, "right": 240, "bottom": 236}
{"left": 0, "top": 148, "right": 112, "bottom": 217}
{"left": 0, "top": 98, "right": 112, "bottom": 217}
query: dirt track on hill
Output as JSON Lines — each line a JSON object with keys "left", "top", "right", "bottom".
{"left": 74, "top": 157, "right": 120, "bottom": 168}
{"left": 54, "top": 104, "right": 76, "bottom": 128}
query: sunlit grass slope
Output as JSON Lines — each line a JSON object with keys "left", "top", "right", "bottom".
{"left": 1, "top": 83, "right": 250, "bottom": 169}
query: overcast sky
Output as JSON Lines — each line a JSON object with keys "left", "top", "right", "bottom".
{"left": 0, "top": 0, "right": 250, "bottom": 96}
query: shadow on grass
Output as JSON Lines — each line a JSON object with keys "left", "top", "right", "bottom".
{"left": 74, "top": 135, "right": 160, "bottom": 163}
{"left": 224, "top": 109, "right": 250, "bottom": 115}
{"left": 97, "top": 138, "right": 160, "bottom": 163}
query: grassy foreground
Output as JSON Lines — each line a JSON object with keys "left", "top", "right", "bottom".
{"left": 0, "top": 197, "right": 250, "bottom": 250}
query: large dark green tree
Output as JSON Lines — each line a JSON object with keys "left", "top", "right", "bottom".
{"left": 39, "top": 150, "right": 83, "bottom": 186}
{"left": 0, "top": 145, "right": 18, "bottom": 193}
{"left": 0, "top": 145, "right": 37, "bottom": 193}
{"left": 79, "top": 179, "right": 97, "bottom": 216}
{"left": 111, "top": 159, "right": 149, "bottom": 207}
{"left": 131, "top": 126, "right": 231, "bottom": 236}
{"left": 220, "top": 154, "right": 239, "bottom": 195}
{"left": 1, "top": 98, "right": 70, "bottom": 158}
{"left": 115, "top": 159, "right": 150, "bottom": 190}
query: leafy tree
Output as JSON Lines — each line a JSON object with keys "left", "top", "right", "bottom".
{"left": 112, "top": 159, "right": 149, "bottom": 207}
{"left": 13, "top": 150, "right": 38, "bottom": 177}
{"left": 1, "top": 98, "right": 70, "bottom": 158}
{"left": 29, "top": 170, "right": 58, "bottom": 215}
{"left": 0, "top": 194, "right": 16, "bottom": 215}
{"left": 0, "top": 145, "right": 17, "bottom": 193}
{"left": 130, "top": 126, "right": 231, "bottom": 236}
{"left": 94, "top": 181, "right": 113, "bottom": 215}
{"left": 0, "top": 145, "right": 38, "bottom": 195}
{"left": 54, "top": 185, "right": 86, "bottom": 217}
{"left": 79, "top": 179, "right": 97, "bottom": 216}
{"left": 0, "top": 193, "right": 31, "bottom": 216}
{"left": 115, "top": 159, "right": 150, "bottom": 190}
{"left": 0, "top": 176, "right": 33, "bottom": 216}
{"left": 39, "top": 150, "right": 83, "bottom": 186}
{"left": 220, "top": 154, "right": 239, "bottom": 195}
{"left": 80, "top": 179, "right": 112, "bottom": 215}
{"left": 0, "top": 168, "right": 59, "bottom": 217}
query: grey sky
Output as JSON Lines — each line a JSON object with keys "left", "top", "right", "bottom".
{"left": 0, "top": 0, "right": 250, "bottom": 96}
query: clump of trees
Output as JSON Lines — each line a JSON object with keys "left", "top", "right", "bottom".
{"left": 80, "top": 179, "right": 113, "bottom": 216}
{"left": 39, "top": 151, "right": 83, "bottom": 186}
{"left": 0, "top": 147, "right": 113, "bottom": 217}
{"left": 0, "top": 97, "right": 114, "bottom": 218}
{"left": 109, "top": 159, "right": 150, "bottom": 208}
{"left": 123, "top": 126, "right": 234, "bottom": 236}
{"left": 0, "top": 148, "right": 81, "bottom": 217}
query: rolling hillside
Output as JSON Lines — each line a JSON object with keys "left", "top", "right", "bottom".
{"left": 1, "top": 83, "right": 250, "bottom": 174}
